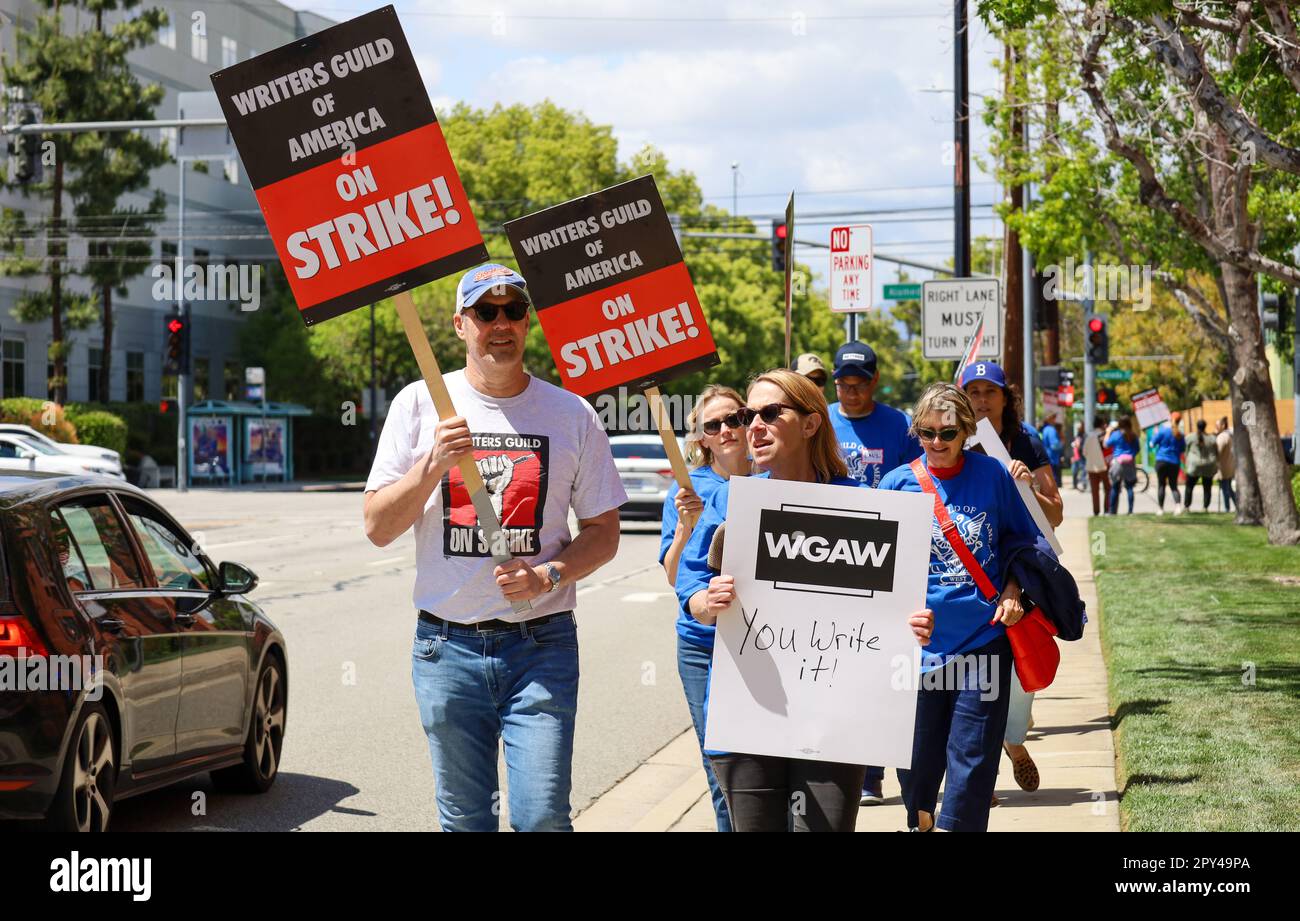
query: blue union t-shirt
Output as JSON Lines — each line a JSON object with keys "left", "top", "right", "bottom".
{"left": 879, "top": 450, "right": 1040, "bottom": 672}
{"left": 660, "top": 464, "right": 729, "bottom": 651}
{"left": 828, "top": 401, "right": 922, "bottom": 488}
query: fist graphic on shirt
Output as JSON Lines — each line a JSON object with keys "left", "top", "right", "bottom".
{"left": 477, "top": 453, "right": 534, "bottom": 523}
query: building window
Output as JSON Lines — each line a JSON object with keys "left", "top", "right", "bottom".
{"left": 3, "top": 340, "right": 25, "bottom": 397}
{"left": 160, "top": 126, "right": 178, "bottom": 155}
{"left": 191, "top": 30, "right": 208, "bottom": 63}
{"left": 222, "top": 36, "right": 238, "bottom": 68}
{"left": 224, "top": 363, "right": 241, "bottom": 401}
{"left": 224, "top": 157, "right": 239, "bottom": 185}
{"left": 158, "top": 22, "right": 176, "bottom": 49}
{"left": 193, "top": 357, "right": 209, "bottom": 403}
{"left": 88, "top": 347, "right": 103, "bottom": 403}
{"left": 126, "top": 352, "right": 145, "bottom": 403}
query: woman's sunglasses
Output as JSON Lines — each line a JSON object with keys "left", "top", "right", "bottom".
{"left": 701, "top": 414, "right": 744, "bottom": 436}
{"left": 736, "top": 403, "right": 798, "bottom": 428}
{"left": 464, "top": 300, "right": 530, "bottom": 323}
{"left": 916, "top": 426, "right": 961, "bottom": 443}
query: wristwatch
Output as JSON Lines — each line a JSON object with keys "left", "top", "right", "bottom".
{"left": 543, "top": 563, "right": 562, "bottom": 593}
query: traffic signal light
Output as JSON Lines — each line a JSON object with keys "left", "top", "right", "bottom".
{"left": 163, "top": 313, "right": 189, "bottom": 376}
{"left": 1085, "top": 313, "right": 1109, "bottom": 365}
{"left": 771, "top": 220, "right": 788, "bottom": 273}
{"left": 1095, "top": 385, "right": 1116, "bottom": 406}
{"left": 6, "top": 109, "right": 41, "bottom": 185}
{"left": 1260, "top": 291, "right": 1286, "bottom": 332}
{"left": 159, "top": 398, "right": 176, "bottom": 414}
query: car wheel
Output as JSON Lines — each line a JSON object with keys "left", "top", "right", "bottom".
{"left": 212, "top": 655, "right": 285, "bottom": 794}
{"left": 45, "top": 702, "right": 116, "bottom": 832}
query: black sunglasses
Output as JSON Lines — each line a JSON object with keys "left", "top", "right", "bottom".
{"left": 916, "top": 426, "right": 962, "bottom": 443}
{"left": 701, "top": 413, "right": 745, "bottom": 436}
{"left": 736, "top": 403, "right": 798, "bottom": 428}
{"left": 464, "top": 300, "right": 529, "bottom": 323}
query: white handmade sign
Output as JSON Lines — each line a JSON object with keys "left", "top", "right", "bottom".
{"left": 705, "top": 476, "right": 932, "bottom": 766}
{"left": 967, "top": 416, "right": 1064, "bottom": 556}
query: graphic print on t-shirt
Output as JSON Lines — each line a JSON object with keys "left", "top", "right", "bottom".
{"left": 442, "top": 432, "right": 550, "bottom": 557}
{"left": 842, "top": 443, "right": 887, "bottom": 487}
{"left": 929, "top": 507, "right": 988, "bottom": 586}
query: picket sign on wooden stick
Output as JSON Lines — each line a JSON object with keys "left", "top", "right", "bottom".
{"left": 645, "top": 385, "right": 697, "bottom": 530}
{"left": 391, "top": 290, "right": 531, "bottom": 614}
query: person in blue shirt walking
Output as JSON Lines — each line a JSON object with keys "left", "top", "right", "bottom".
{"left": 1039, "top": 414, "right": 1064, "bottom": 486}
{"left": 676, "top": 368, "right": 934, "bottom": 832}
{"left": 658, "top": 383, "right": 750, "bottom": 832}
{"left": 825, "top": 340, "right": 923, "bottom": 805}
{"left": 879, "top": 382, "right": 1040, "bottom": 832}
{"left": 1148, "top": 417, "right": 1186, "bottom": 515}
{"left": 1105, "top": 415, "right": 1142, "bottom": 514}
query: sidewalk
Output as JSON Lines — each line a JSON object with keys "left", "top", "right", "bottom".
{"left": 575, "top": 486, "right": 1121, "bottom": 832}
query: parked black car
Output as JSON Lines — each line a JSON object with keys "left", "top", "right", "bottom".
{"left": 0, "top": 473, "right": 287, "bottom": 830}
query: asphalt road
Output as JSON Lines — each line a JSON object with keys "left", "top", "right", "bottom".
{"left": 110, "top": 489, "right": 689, "bottom": 831}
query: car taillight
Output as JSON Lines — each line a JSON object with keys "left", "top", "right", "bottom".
{"left": 657, "top": 469, "right": 673, "bottom": 478}
{"left": 0, "top": 617, "right": 47, "bottom": 657}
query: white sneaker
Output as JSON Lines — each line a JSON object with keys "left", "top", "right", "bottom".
{"left": 1156, "top": 505, "right": 1164, "bottom": 516}
{"left": 1174, "top": 504, "right": 1185, "bottom": 516}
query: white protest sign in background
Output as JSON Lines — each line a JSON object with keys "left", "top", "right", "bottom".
{"left": 705, "top": 477, "right": 932, "bottom": 766}
{"left": 967, "top": 417, "right": 1064, "bottom": 556}
{"left": 922, "top": 278, "right": 1002, "bottom": 360}
{"left": 829, "top": 224, "right": 873, "bottom": 313}
{"left": 1132, "top": 387, "right": 1171, "bottom": 430}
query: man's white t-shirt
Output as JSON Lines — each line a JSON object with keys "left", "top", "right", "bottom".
{"left": 365, "top": 369, "right": 627, "bottom": 623}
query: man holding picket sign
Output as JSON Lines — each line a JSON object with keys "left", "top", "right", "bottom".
{"left": 214, "top": 6, "right": 627, "bottom": 831}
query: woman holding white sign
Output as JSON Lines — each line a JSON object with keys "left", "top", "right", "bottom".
{"left": 879, "top": 382, "right": 1041, "bottom": 832}
{"left": 675, "top": 369, "right": 934, "bottom": 832}
{"left": 659, "top": 384, "right": 751, "bottom": 833}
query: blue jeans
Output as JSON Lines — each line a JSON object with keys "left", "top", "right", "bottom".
{"left": 411, "top": 613, "right": 579, "bottom": 832}
{"left": 1109, "top": 479, "right": 1134, "bottom": 513}
{"left": 677, "top": 635, "right": 732, "bottom": 832}
{"left": 898, "top": 635, "right": 1013, "bottom": 832}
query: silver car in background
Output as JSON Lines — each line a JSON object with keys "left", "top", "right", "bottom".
{"left": 609, "top": 434, "right": 684, "bottom": 520}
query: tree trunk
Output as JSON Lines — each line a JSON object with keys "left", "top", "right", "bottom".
{"left": 99, "top": 281, "right": 113, "bottom": 404}
{"left": 1221, "top": 260, "right": 1300, "bottom": 543}
{"left": 1226, "top": 351, "right": 1263, "bottom": 525}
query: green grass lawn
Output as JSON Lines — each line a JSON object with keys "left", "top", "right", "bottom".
{"left": 1090, "top": 512, "right": 1300, "bottom": 831}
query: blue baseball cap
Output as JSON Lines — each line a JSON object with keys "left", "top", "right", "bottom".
{"left": 455, "top": 263, "right": 530, "bottom": 311}
{"left": 833, "top": 341, "right": 878, "bottom": 380}
{"left": 959, "top": 361, "right": 1008, "bottom": 390}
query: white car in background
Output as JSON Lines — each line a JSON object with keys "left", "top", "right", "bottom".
{"left": 609, "top": 434, "right": 685, "bottom": 520}
{"left": 0, "top": 423, "right": 124, "bottom": 475}
{"left": 0, "top": 433, "right": 125, "bottom": 479}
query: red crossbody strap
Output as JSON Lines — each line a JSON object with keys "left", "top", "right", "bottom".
{"left": 910, "top": 458, "right": 999, "bottom": 602}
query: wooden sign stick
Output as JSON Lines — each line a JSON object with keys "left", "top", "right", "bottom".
{"left": 646, "top": 384, "right": 697, "bottom": 530}
{"left": 391, "top": 290, "right": 532, "bottom": 614}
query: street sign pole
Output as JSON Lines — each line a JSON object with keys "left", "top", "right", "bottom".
{"left": 177, "top": 164, "right": 188, "bottom": 493}
{"left": 954, "top": 0, "right": 970, "bottom": 278}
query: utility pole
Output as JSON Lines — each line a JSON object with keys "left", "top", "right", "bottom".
{"left": 1003, "top": 41, "right": 1024, "bottom": 382}
{"left": 731, "top": 161, "right": 739, "bottom": 223}
{"left": 954, "top": 0, "right": 971, "bottom": 278}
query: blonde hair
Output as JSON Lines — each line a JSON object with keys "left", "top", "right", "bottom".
{"left": 749, "top": 368, "right": 849, "bottom": 483}
{"left": 684, "top": 384, "right": 745, "bottom": 467}
{"left": 910, "top": 382, "right": 978, "bottom": 440}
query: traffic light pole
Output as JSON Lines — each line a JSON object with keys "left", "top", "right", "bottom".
{"left": 1083, "top": 251, "right": 1095, "bottom": 436}
{"left": 177, "top": 163, "right": 188, "bottom": 493}
{"left": 954, "top": 0, "right": 971, "bottom": 278}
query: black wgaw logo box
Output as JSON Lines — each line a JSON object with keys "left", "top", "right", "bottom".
{"left": 755, "top": 504, "right": 898, "bottom": 598}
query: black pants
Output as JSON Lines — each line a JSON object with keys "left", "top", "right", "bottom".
{"left": 707, "top": 754, "right": 866, "bottom": 832}
{"left": 1155, "top": 461, "right": 1181, "bottom": 508}
{"left": 1185, "top": 475, "right": 1213, "bottom": 509}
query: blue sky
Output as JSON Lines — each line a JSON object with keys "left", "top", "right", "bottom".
{"left": 279, "top": 1, "right": 1007, "bottom": 297}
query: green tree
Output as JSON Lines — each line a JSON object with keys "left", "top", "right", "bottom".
{"left": 979, "top": 0, "right": 1300, "bottom": 544}
{"left": 0, "top": 0, "right": 167, "bottom": 403}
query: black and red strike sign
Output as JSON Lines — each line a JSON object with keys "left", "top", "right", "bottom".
{"left": 504, "top": 175, "right": 719, "bottom": 397}
{"left": 211, "top": 5, "right": 487, "bottom": 325}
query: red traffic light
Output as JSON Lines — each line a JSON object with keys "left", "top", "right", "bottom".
{"left": 1088, "top": 316, "right": 1104, "bottom": 333}
{"left": 775, "top": 223, "right": 787, "bottom": 240}
{"left": 167, "top": 318, "right": 184, "bottom": 334}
